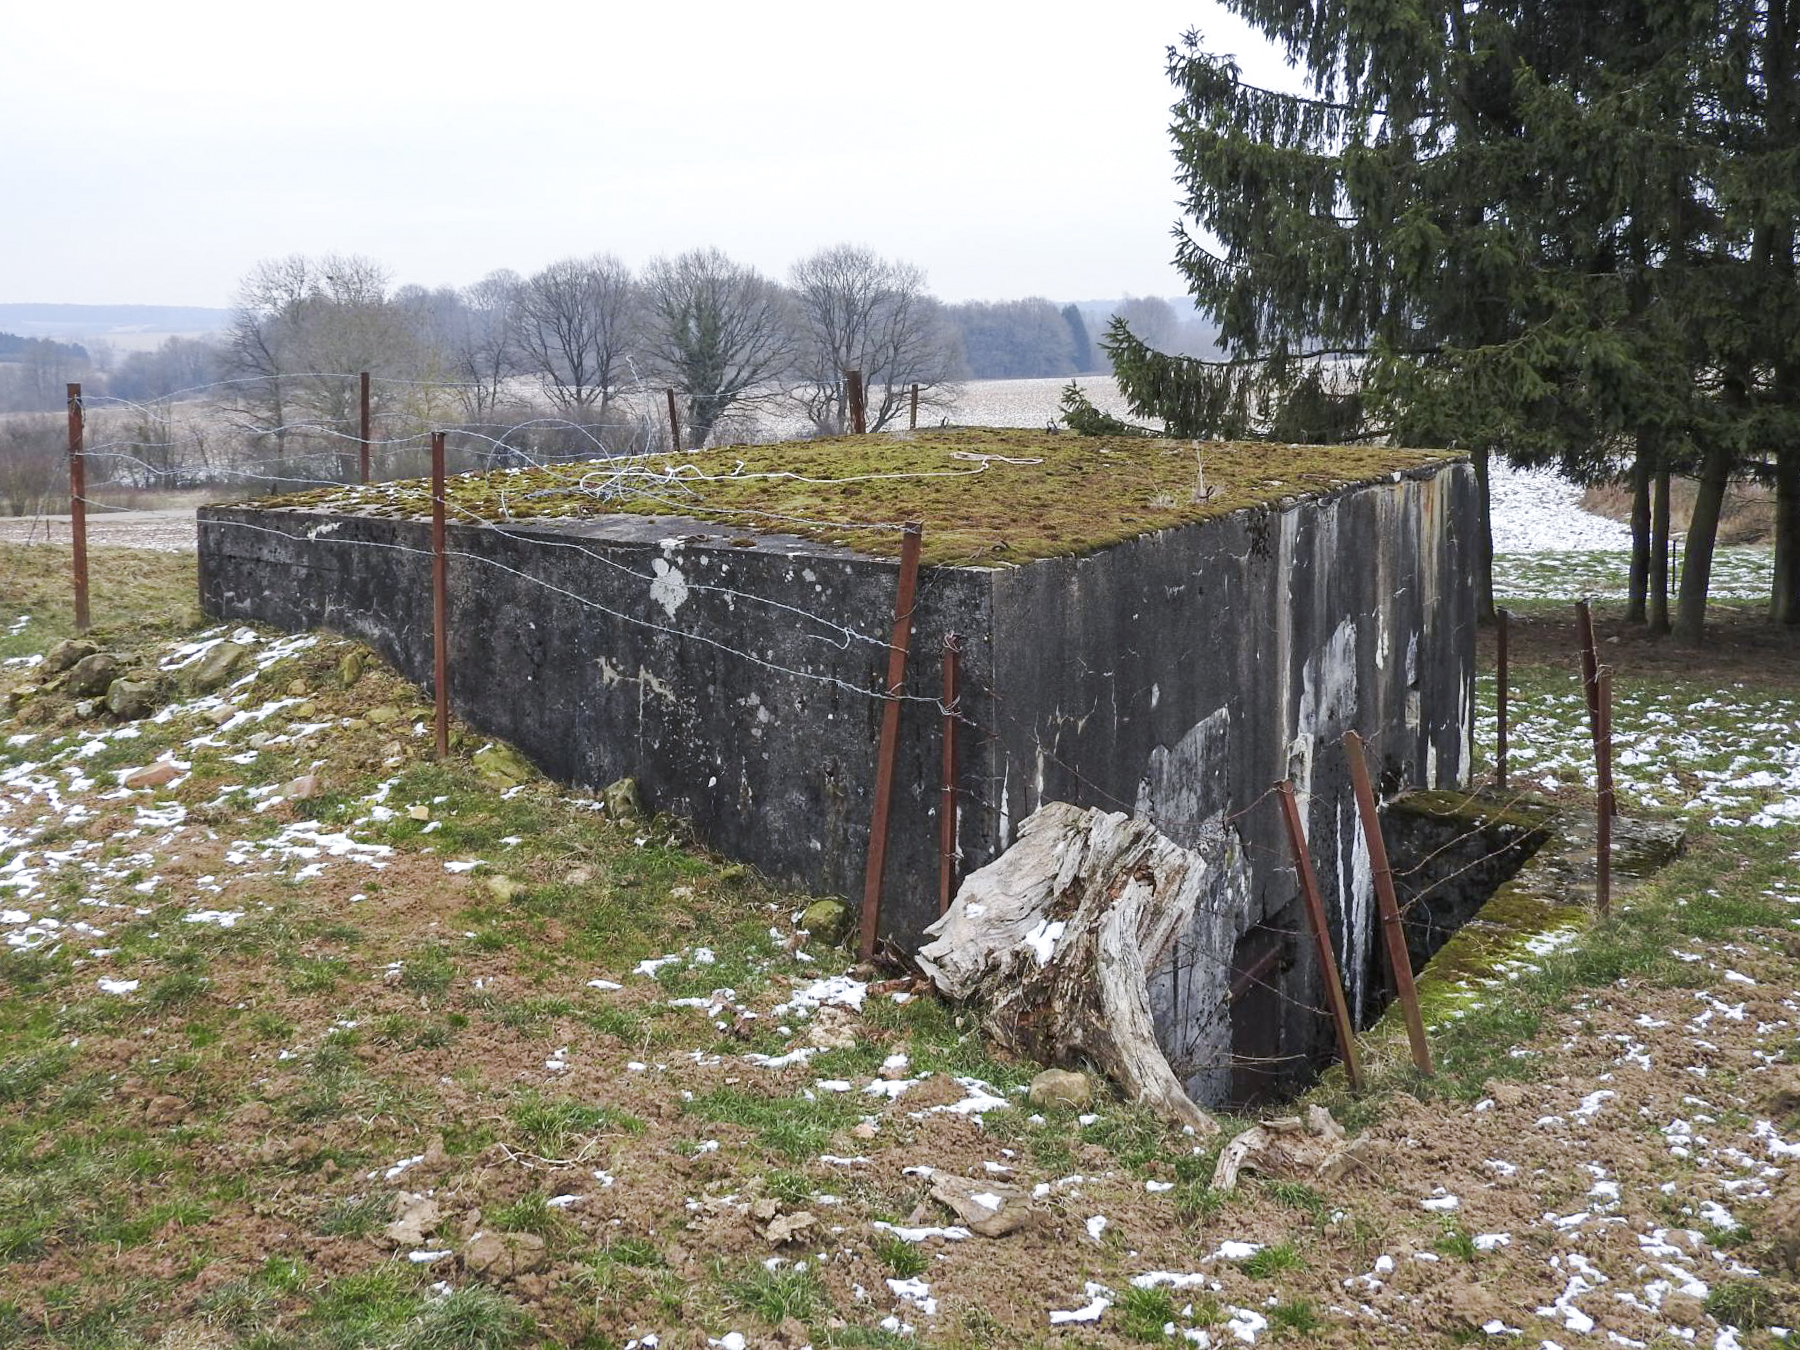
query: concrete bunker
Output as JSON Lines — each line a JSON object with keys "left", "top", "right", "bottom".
{"left": 198, "top": 428, "right": 1480, "bottom": 1108}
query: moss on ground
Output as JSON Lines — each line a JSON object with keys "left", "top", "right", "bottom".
{"left": 1387, "top": 787, "right": 1561, "bottom": 834}
{"left": 247, "top": 429, "right": 1458, "bottom": 566}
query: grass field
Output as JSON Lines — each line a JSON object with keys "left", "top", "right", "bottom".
{"left": 1, "top": 542, "right": 1798, "bottom": 1348}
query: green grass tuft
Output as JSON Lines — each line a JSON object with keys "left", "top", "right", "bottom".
{"left": 409, "top": 1285, "right": 536, "bottom": 1349}
{"left": 1117, "top": 1284, "right": 1176, "bottom": 1341}
{"left": 871, "top": 1232, "right": 928, "bottom": 1279}
{"left": 1241, "top": 1242, "right": 1304, "bottom": 1278}
{"left": 727, "top": 1260, "right": 829, "bottom": 1325}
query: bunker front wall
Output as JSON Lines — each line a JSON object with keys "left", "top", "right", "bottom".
{"left": 196, "top": 508, "right": 994, "bottom": 948}
{"left": 983, "top": 460, "right": 1477, "bottom": 1105}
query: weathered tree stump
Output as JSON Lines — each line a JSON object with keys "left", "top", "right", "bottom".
{"left": 916, "top": 802, "right": 1223, "bottom": 1138}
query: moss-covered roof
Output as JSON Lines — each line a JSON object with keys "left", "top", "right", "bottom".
{"left": 254, "top": 428, "right": 1459, "bottom": 565}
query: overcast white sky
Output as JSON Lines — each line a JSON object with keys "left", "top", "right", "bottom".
{"left": 3, "top": 1, "right": 1297, "bottom": 309}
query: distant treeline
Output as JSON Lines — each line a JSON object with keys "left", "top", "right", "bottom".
{"left": 0, "top": 333, "right": 94, "bottom": 414}
{"left": 943, "top": 295, "right": 1221, "bottom": 379}
{"left": 0, "top": 290, "right": 1223, "bottom": 415}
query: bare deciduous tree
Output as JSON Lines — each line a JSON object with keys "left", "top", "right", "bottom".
{"left": 644, "top": 248, "right": 794, "bottom": 448}
{"left": 512, "top": 256, "right": 638, "bottom": 417}
{"left": 222, "top": 254, "right": 419, "bottom": 482}
{"left": 446, "top": 270, "right": 524, "bottom": 421}
{"left": 0, "top": 416, "right": 64, "bottom": 516}
{"left": 788, "top": 244, "right": 962, "bottom": 433}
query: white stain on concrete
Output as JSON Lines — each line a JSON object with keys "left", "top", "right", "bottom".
{"left": 650, "top": 559, "right": 689, "bottom": 620}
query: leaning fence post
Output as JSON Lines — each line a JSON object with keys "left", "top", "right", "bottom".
{"left": 910, "top": 382, "right": 920, "bottom": 431}
{"left": 430, "top": 430, "right": 450, "bottom": 760}
{"left": 1496, "top": 606, "right": 1510, "bottom": 789}
{"left": 846, "top": 369, "right": 867, "bottom": 435}
{"left": 1276, "top": 779, "right": 1363, "bottom": 1091}
{"left": 938, "top": 633, "right": 962, "bottom": 917}
{"left": 66, "top": 382, "right": 89, "bottom": 632}
{"left": 859, "top": 522, "right": 923, "bottom": 961}
{"left": 1342, "top": 730, "right": 1434, "bottom": 1076}
{"left": 1596, "top": 665, "right": 1614, "bottom": 916}
{"left": 665, "top": 389, "right": 682, "bottom": 451}
{"left": 359, "top": 371, "right": 371, "bottom": 484}
{"left": 1575, "top": 597, "right": 1600, "bottom": 742}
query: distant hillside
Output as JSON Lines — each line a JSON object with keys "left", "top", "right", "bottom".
{"left": 0, "top": 303, "right": 231, "bottom": 352}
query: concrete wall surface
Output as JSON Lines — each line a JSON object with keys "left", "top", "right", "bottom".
{"left": 981, "top": 461, "right": 1477, "bottom": 1100}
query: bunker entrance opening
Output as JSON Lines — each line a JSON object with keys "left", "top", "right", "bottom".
{"left": 1219, "top": 791, "right": 1559, "bottom": 1110}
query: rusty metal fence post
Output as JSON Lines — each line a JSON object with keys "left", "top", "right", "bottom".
{"left": 359, "top": 371, "right": 371, "bottom": 484}
{"left": 859, "top": 523, "right": 923, "bottom": 961}
{"left": 430, "top": 431, "right": 450, "bottom": 760}
{"left": 938, "top": 633, "right": 962, "bottom": 916}
{"left": 1276, "top": 780, "right": 1363, "bottom": 1090}
{"left": 1575, "top": 598, "right": 1601, "bottom": 743}
{"left": 846, "top": 369, "right": 867, "bottom": 435}
{"left": 665, "top": 389, "right": 682, "bottom": 451}
{"left": 1496, "top": 606, "right": 1510, "bottom": 789}
{"left": 66, "top": 382, "right": 89, "bottom": 632}
{"left": 1343, "top": 730, "right": 1433, "bottom": 1076}
{"left": 1596, "top": 666, "right": 1614, "bottom": 916}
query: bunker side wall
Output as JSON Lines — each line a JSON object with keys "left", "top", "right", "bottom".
{"left": 197, "top": 508, "right": 996, "bottom": 945}
{"left": 986, "top": 461, "right": 1477, "bottom": 1104}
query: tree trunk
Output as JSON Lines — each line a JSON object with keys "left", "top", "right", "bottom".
{"left": 1650, "top": 463, "right": 1672, "bottom": 635}
{"left": 1674, "top": 441, "right": 1734, "bottom": 646}
{"left": 1772, "top": 445, "right": 1799, "bottom": 625}
{"left": 1473, "top": 444, "right": 1496, "bottom": 624}
{"left": 1627, "top": 434, "right": 1653, "bottom": 623}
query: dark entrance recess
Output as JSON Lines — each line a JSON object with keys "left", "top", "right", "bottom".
{"left": 1228, "top": 914, "right": 1294, "bottom": 1108}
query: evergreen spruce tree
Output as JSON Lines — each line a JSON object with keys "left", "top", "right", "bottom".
{"left": 1114, "top": 2, "right": 1796, "bottom": 639}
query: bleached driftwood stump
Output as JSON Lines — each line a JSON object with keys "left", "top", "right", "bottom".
{"left": 916, "top": 802, "right": 1222, "bottom": 1138}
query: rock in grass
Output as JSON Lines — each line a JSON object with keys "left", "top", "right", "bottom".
{"left": 462, "top": 1230, "right": 547, "bottom": 1279}
{"left": 283, "top": 773, "right": 322, "bottom": 801}
{"left": 187, "top": 641, "right": 248, "bottom": 694}
{"left": 337, "top": 649, "right": 365, "bottom": 688}
{"left": 484, "top": 875, "right": 527, "bottom": 903}
{"left": 800, "top": 898, "right": 852, "bottom": 946}
{"left": 473, "top": 742, "right": 535, "bottom": 789}
{"left": 105, "top": 677, "right": 159, "bottom": 721}
{"left": 42, "top": 638, "right": 97, "bottom": 674}
{"left": 1027, "top": 1068, "right": 1094, "bottom": 1111}
{"left": 929, "top": 1175, "right": 1036, "bottom": 1237}
{"left": 760, "top": 1209, "right": 820, "bottom": 1246}
{"left": 602, "top": 776, "right": 643, "bottom": 820}
{"left": 382, "top": 1193, "right": 441, "bottom": 1248}
{"left": 123, "top": 762, "right": 181, "bottom": 791}
{"left": 365, "top": 705, "right": 403, "bottom": 726}
{"left": 6, "top": 684, "right": 38, "bottom": 712}
{"left": 65, "top": 653, "right": 123, "bottom": 697}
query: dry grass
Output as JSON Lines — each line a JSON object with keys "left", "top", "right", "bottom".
{"left": 1581, "top": 477, "right": 1777, "bottom": 545}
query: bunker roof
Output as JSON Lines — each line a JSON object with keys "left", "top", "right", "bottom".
{"left": 260, "top": 428, "right": 1459, "bottom": 565}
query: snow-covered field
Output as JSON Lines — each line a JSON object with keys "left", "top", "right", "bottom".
{"left": 1486, "top": 459, "right": 1772, "bottom": 600}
